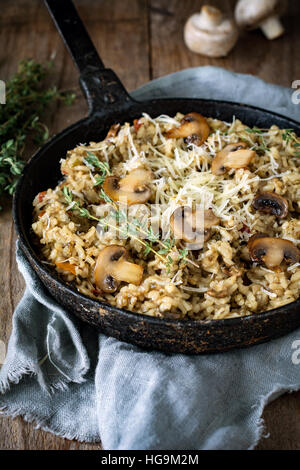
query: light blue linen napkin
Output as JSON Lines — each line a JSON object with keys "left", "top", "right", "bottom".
{"left": 1, "top": 67, "right": 300, "bottom": 450}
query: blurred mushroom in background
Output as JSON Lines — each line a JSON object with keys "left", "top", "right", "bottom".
{"left": 184, "top": 4, "right": 239, "bottom": 57}
{"left": 235, "top": 0, "right": 285, "bottom": 40}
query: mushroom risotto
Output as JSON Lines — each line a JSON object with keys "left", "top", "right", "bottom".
{"left": 32, "top": 112, "right": 300, "bottom": 320}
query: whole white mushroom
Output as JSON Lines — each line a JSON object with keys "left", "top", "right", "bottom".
{"left": 184, "top": 5, "right": 239, "bottom": 58}
{"left": 235, "top": 0, "right": 285, "bottom": 40}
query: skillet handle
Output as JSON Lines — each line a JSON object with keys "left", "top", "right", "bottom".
{"left": 44, "top": 0, "right": 134, "bottom": 115}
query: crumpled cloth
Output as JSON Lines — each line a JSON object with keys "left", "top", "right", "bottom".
{"left": 1, "top": 67, "right": 300, "bottom": 450}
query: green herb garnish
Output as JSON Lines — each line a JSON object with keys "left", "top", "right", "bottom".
{"left": 178, "top": 248, "right": 189, "bottom": 263}
{"left": 282, "top": 129, "right": 300, "bottom": 157}
{"left": 245, "top": 127, "right": 300, "bottom": 157}
{"left": 0, "top": 59, "right": 75, "bottom": 208}
{"left": 83, "top": 152, "right": 111, "bottom": 186}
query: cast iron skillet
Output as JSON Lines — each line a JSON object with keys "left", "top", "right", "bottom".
{"left": 13, "top": 0, "right": 300, "bottom": 354}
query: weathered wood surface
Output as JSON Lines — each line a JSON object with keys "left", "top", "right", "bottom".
{"left": 0, "top": 0, "right": 299, "bottom": 450}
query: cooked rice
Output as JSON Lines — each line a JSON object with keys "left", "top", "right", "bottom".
{"left": 32, "top": 113, "right": 300, "bottom": 320}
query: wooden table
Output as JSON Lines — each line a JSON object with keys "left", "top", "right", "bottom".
{"left": 0, "top": 0, "right": 300, "bottom": 450}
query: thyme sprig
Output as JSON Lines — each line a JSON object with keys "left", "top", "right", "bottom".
{"left": 98, "top": 188, "right": 178, "bottom": 257}
{"left": 245, "top": 127, "right": 269, "bottom": 135}
{"left": 98, "top": 187, "right": 197, "bottom": 268}
{"left": 282, "top": 129, "right": 300, "bottom": 157}
{"left": 244, "top": 127, "right": 269, "bottom": 152}
{"left": 78, "top": 155, "right": 198, "bottom": 269}
{"left": 0, "top": 59, "right": 75, "bottom": 209}
{"left": 83, "top": 156, "right": 177, "bottom": 257}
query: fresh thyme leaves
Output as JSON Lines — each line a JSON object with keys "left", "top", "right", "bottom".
{"left": 98, "top": 188, "right": 183, "bottom": 264}
{"left": 98, "top": 188, "right": 176, "bottom": 266}
{"left": 294, "top": 143, "right": 300, "bottom": 157}
{"left": 166, "top": 256, "right": 173, "bottom": 273}
{"left": 244, "top": 127, "right": 269, "bottom": 153}
{"left": 0, "top": 59, "right": 75, "bottom": 208}
{"left": 157, "top": 238, "right": 175, "bottom": 255}
{"left": 83, "top": 152, "right": 111, "bottom": 186}
{"left": 146, "top": 226, "right": 160, "bottom": 244}
{"left": 244, "top": 126, "right": 300, "bottom": 157}
{"left": 99, "top": 187, "right": 113, "bottom": 203}
{"left": 245, "top": 127, "right": 268, "bottom": 135}
{"left": 251, "top": 142, "right": 269, "bottom": 152}
{"left": 84, "top": 152, "right": 102, "bottom": 168}
{"left": 63, "top": 186, "right": 98, "bottom": 221}
{"left": 63, "top": 186, "right": 73, "bottom": 204}
{"left": 0, "top": 139, "right": 24, "bottom": 197}
{"left": 63, "top": 186, "right": 198, "bottom": 271}
{"left": 63, "top": 186, "right": 171, "bottom": 267}
{"left": 143, "top": 243, "right": 153, "bottom": 256}
{"left": 178, "top": 248, "right": 189, "bottom": 263}
{"left": 282, "top": 129, "right": 295, "bottom": 142}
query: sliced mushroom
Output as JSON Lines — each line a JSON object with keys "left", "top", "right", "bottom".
{"left": 166, "top": 112, "right": 210, "bottom": 146}
{"left": 248, "top": 236, "right": 300, "bottom": 269}
{"left": 94, "top": 245, "right": 143, "bottom": 293}
{"left": 103, "top": 169, "right": 152, "bottom": 205}
{"left": 252, "top": 192, "right": 288, "bottom": 218}
{"left": 170, "top": 206, "right": 220, "bottom": 250}
{"left": 211, "top": 142, "right": 256, "bottom": 175}
{"left": 184, "top": 5, "right": 239, "bottom": 58}
{"left": 248, "top": 232, "right": 269, "bottom": 244}
{"left": 105, "top": 123, "right": 120, "bottom": 140}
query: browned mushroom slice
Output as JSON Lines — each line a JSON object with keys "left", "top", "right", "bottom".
{"left": 94, "top": 245, "right": 143, "bottom": 293}
{"left": 211, "top": 142, "right": 256, "bottom": 175}
{"left": 103, "top": 169, "right": 152, "bottom": 205}
{"left": 105, "top": 123, "right": 121, "bottom": 140}
{"left": 170, "top": 206, "right": 220, "bottom": 249}
{"left": 252, "top": 192, "right": 288, "bottom": 218}
{"left": 248, "top": 236, "right": 300, "bottom": 269}
{"left": 166, "top": 112, "right": 210, "bottom": 146}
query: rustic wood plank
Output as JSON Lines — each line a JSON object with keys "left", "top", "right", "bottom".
{"left": 0, "top": 0, "right": 150, "bottom": 450}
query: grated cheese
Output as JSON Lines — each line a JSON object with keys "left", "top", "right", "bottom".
{"left": 261, "top": 287, "right": 277, "bottom": 298}
{"left": 287, "top": 262, "right": 300, "bottom": 271}
{"left": 180, "top": 285, "right": 208, "bottom": 293}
